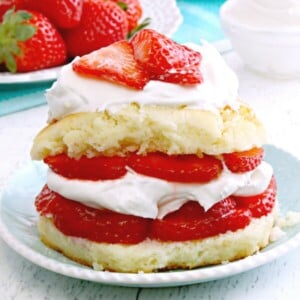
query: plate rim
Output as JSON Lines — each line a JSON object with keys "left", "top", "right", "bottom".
{"left": 1, "top": 145, "right": 300, "bottom": 287}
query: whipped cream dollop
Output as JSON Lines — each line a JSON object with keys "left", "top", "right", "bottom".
{"left": 46, "top": 43, "right": 239, "bottom": 121}
{"left": 224, "top": 0, "right": 300, "bottom": 29}
{"left": 47, "top": 162, "right": 273, "bottom": 219}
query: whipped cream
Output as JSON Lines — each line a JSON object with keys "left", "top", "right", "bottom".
{"left": 224, "top": 0, "right": 300, "bottom": 29}
{"left": 47, "top": 162, "right": 273, "bottom": 219}
{"left": 46, "top": 43, "right": 239, "bottom": 121}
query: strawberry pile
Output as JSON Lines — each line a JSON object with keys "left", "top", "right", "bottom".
{"left": 0, "top": 0, "right": 146, "bottom": 72}
{"left": 72, "top": 29, "right": 203, "bottom": 88}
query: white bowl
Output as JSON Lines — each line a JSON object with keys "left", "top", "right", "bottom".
{"left": 220, "top": 1, "right": 300, "bottom": 79}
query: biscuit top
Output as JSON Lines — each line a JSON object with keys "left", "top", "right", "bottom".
{"left": 46, "top": 42, "right": 239, "bottom": 122}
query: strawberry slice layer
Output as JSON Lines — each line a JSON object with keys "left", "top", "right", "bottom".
{"left": 72, "top": 40, "right": 150, "bottom": 90}
{"left": 151, "top": 199, "right": 251, "bottom": 242}
{"left": 44, "top": 152, "right": 223, "bottom": 183}
{"left": 223, "top": 147, "right": 264, "bottom": 173}
{"left": 35, "top": 176, "right": 276, "bottom": 244}
{"left": 44, "top": 154, "right": 128, "bottom": 180}
{"left": 128, "top": 152, "right": 223, "bottom": 183}
{"left": 36, "top": 185, "right": 151, "bottom": 244}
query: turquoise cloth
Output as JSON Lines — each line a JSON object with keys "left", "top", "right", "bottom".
{"left": 0, "top": 82, "right": 53, "bottom": 116}
{"left": 0, "top": 0, "right": 226, "bottom": 117}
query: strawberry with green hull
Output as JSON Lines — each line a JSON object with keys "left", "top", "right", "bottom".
{"left": 0, "top": 9, "right": 67, "bottom": 72}
{"left": 111, "top": 0, "right": 142, "bottom": 32}
{"left": 20, "top": 0, "right": 83, "bottom": 29}
{"left": 63, "top": 0, "right": 128, "bottom": 57}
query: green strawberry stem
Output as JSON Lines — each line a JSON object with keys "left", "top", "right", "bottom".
{"left": 127, "top": 17, "right": 151, "bottom": 39}
{"left": 0, "top": 8, "right": 36, "bottom": 72}
{"left": 116, "top": 1, "right": 128, "bottom": 11}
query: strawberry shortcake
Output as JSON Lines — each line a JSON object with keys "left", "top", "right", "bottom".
{"left": 31, "top": 29, "right": 277, "bottom": 273}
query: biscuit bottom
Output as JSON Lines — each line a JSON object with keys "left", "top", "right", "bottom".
{"left": 38, "top": 206, "right": 277, "bottom": 273}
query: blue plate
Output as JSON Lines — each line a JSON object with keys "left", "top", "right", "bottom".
{"left": 0, "top": 145, "right": 300, "bottom": 287}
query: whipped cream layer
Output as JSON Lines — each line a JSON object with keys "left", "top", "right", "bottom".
{"left": 224, "top": 0, "right": 300, "bottom": 29}
{"left": 47, "top": 43, "right": 239, "bottom": 122}
{"left": 47, "top": 161, "right": 273, "bottom": 219}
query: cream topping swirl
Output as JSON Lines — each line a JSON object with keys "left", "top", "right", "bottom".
{"left": 47, "top": 162, "right": 273, "bottom": 219}
{"left": 46, "top": 43, "right": 239, "bottom": 122}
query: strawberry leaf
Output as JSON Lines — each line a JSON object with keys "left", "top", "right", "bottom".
{"left": 15, "top": 24, "right": 36, "bottom": 41}
{"left": 0, "top": 8, "right": 36, "bottom": 73}
{"left": 116, "top": 1, "right": 128, "bottom": 11}
{"left": 127, "top": 17, "right": 151, "bottom": 39}
{"left": 3, "top": 50, "right": 16, "bottom": 72}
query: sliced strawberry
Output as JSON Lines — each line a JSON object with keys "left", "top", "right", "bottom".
{"left": 223, "top": 147, "right": 264, "bottom": 173}
{"left": 35, "top": 177, "right": 276, "bottom": 244}
{"left": 128, "top": 152, "right": 223, "bottom": 183}
{"left": 0, "top": 9, "right": 67, "bottom": 72}
{"left": 44, "top": 154, "right": 128, "bottom": 180}
{"left": 20, "top": 0, "right": 83, "bottom": 29}
{"left": 130, "top": 29, "right": 202, "bottom": 84}
{"left": 234, "top": 176, "right": 276, "bottom": 218}
{"left": 36, "top": 185, "right": 151, "bottom": 244}
{"left": 151, "top": 66, "right": 203, "bottom": 85}
{"left": 151, "top": 200, "right": 251, "bottom": 242}
{"left": 64, "top": 0, "right": 128, "bottom": 57}
{"left": 72, "top": 40, "right": 149, "bottom": 89}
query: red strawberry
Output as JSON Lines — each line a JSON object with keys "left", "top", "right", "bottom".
{"left": 234, "top": 176, "right": 277, "bottom": 218}
{"left": 72, "top": 40, "right": 150, "bottom": 89}
{"left": 35, "top": 185, "right": 151, "bottom": 244}
{"left": 151, "top": 200, "right": 251, "bottom": 242}
{"left": 130, "top": 29, "right": 203, "bottom": 84}
{"left": 20, "top": 0, "right": 83, "bottom": 29}
{"left": 0, "top": 9, "right": 67, "bottom": 72}
{"left": 44, "top": 153, "right": 128, "bottom": 180}
{"left": 128, "top": 152, "right": 223, "bottom": 183}
{"left": 111, "top": 0, "right": 142, "bottom": 32}
{"left": 223, "top": 147, "right": 264, "bottom": 173}
{"left": 64, "top": 0, "right": 128, "bottom": 57}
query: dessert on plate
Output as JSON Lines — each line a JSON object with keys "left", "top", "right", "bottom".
{"left": 31, "top": 29, "right": 277, "bottom": 273}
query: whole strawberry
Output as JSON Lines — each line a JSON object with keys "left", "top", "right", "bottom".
{"left": 63, "top": 0, "right": 128, "bottom": 57}
{"left": 0, "top": 9, "right": 67, "bottom": 72}
{"left": 20, "top": 0, "right": 83, "bottom": 29}
{"left": 110, "top": 0, "right": 142, "bottom": 32}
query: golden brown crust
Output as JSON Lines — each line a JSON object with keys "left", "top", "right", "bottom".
{"left": 31, "top": 103, "right": 266, "bottom": 160}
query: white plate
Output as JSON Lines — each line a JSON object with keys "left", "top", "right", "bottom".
{"left": 0, "top": 145, "right": 300, "bottom": 287}
{"left": 0, "top": 0, "right": 182, "bottom": 85}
